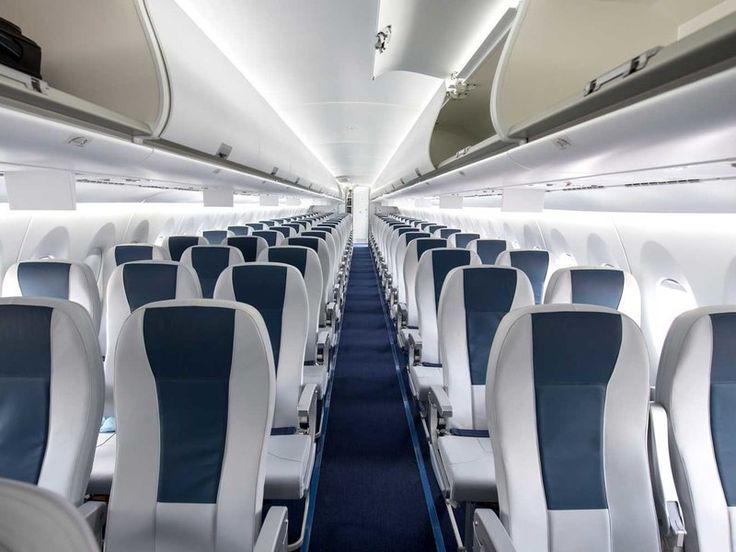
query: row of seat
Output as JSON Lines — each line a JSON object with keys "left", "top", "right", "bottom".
{"left": 370, "top": 214, "right": 735, "bottom": 552}
{"left": 0, "top": 212, "right": 352, "bottom": 552}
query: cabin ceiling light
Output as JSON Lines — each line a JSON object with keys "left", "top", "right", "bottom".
{"left": 445, "top": 72, "right": 477, "bottom": 100}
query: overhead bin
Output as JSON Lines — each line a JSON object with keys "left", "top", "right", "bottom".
{"left": 492, "top": 0, "right": 736, "bottom": 141}
{"left": 0, "top": 0, "right": 164, "bottom": 134}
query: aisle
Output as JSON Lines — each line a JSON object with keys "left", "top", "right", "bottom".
{"left": 306, "top": 245, "right": 443, "bottom": 551}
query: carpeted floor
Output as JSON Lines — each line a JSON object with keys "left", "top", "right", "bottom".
{"left": 306, "top": 245, "right": 444, "bottom": 551}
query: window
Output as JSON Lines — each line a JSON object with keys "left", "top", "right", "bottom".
{"left": 652, "top": 278, "right": 697, "bottom": 352}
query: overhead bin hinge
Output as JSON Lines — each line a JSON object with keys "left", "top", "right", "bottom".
{"left": 375, "top": 25, "right": 392, "bottom": 53}
{"left": 583, "top": 47, "right": 662, "bottom": 96}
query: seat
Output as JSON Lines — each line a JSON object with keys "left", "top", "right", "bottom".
{"left": 406, "top": 248, "right": 481, "bottom": 400}
{"left": 426, "top": 224, "right": 447, "bottom": 236}
{"left": 202, "top": 229, "right": 232, "bottom": 244}
{"left": 180, "top": 245, "right": 245, "bottom": 298}
{"left": 436, "top": 228, "right": 462, "bottom": 240}
{"left": 285, "top": 237, "right": 338, "bottom": 330}
{"left": 474, "top": 305, "right": 666, "bottom": 552}
{"left": 0, "top": 478, "right": 98, "bottom": 552}
{"left": 104, "top": 300, "right": 288, "bottom": 552}
{"left": 257, "top": 246, "right": 330, "bottom": 395}
{"left": 227, "top": 235, "right": 269, "bottom": 262}
{"left": 245, "top": 222, "right": 266, "bottom": 232}
{"left": 2, "top": 260, "right": 102, "bottom": 332}
{"left": 467, "top": 238, "right": 507, "bottom": 264}
{"left": 391, "top": 231, "right": 430, "bottom": 311}
{"left": 102, "top": 243, "right": 170, "bottom": 289}
{"left": 427, "top": 266, "right": 533, "bottom": 523}
{"left": 545, "top": 266, "right": 641, "bottom": 323}
{"left": 88, "top": 261, "right": 202, "bottom": 496}
{"left": 214, "top": 264, "right": 317, "bottom": 519}
{"left": 655, "top": 306, "right": 736, "bottom": 551}
{"left": 254, "top": 230, "right": 285, "bottom": 247}
{"left": 396, "top": 238, "right": 446, "bottom": 338}
{"left": 272, "top": 226, "right": 296, "bottom": 239}
{"left": 227, "top": 225, "right": 251, "bottom": 236}
{"left": 448, "top": 232, "right": 480, "bottom": 248}
{"left": 0, "top": 297, "right": 103, "bottom": 505}
{"left": 284, "top": 223, "right": 302, "bottom": 236}
{"left": 162, "top": 235, "right": 207, "bottom": 262}
{"left": 496, "top": 249, "right": 550, "bottom": 304}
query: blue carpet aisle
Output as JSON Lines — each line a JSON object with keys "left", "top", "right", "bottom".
{"left": 306, "top": 245, "right": 443, "bottom": 551}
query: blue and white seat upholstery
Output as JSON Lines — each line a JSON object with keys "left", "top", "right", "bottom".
{"left": 428, "top": 266, "right": 533, "bottom": 513}
{"left": 467, "top": 238, "right": 507, "bottom": 264}
{"left": 257, "top": 246, "right": 330, "bottom": 394}
{"left": 435, "top": 228, "right": 461, "bottom": 240}
{"left": 655, "top": 306, "right": 736, "bottom": 551}
{"left": 272, "top": 226, "right": 296, "bottom": 239}
{"left": 214, "top": 265, "right": 317, "bottom": 513}
{"left": 227, "top": 225, "right": 251, "bottom": 236}
{"left": 391, "top": 232, "right": 430, "bottom": 311}
{"left": 0, "top": 298, "right": 103, "bottom": 505}
{"left": 284, "top": 223, "right": 303, "bottom": 236}
{"left": 396, "top": 238, "right": 447, "bottom": 335}
{"left": 253, "top": 230, "right": 285, "bottom": 247}
{"left": 227, "top": 235, "right": 269, "bottom": 262}
{"left": 496, "top": 249, "right": 550, "bottom": 304}
{"left": 2, "top": 260, "right": 102, "bottom": 332}
{"left": 88, "top": 261, "right": 203, "bottom": 496}
{"left": 180, "top": 245, "right": 245, "bottom": 298}
{"left": 0, "top": 478, "right": 98, "bottom": 552}
{"left": 104, "top": 300, "right": 288, "bottom": 552}
{"left": 449, "top": 232, "right": 481, "bottom": 248}
{"left": 545, "top": 266, "right": 641, "bottom": 323}
{"left": 202, "top": 229, "right": 233, "bottom": 245}
{"left": 406, "top": 248, "right": 481, "bottom": 400}
{"left": 162, "top": 235, "right": 207, "bottom": 262}
{"left": 286, "top": 237, "right": 337, "bottom": 328}
{"left": 474, "top": 305, "right": 663, "bottom": 552}
{"left": 245, "top": 222, "right": 266, "bottom": 232}
{"left": 260, "top": 220, "right": 276, "bottom": 228}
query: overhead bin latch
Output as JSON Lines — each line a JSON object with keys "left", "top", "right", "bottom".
{"left": 583, "top": 46, "right": 662, "bottom": 96}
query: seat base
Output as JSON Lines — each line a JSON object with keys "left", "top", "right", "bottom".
{"left": 437, "top": 434, "right": 497, "bottom": 503}
{"left": 265, "top": 433, "right": 316, "bottom": 501}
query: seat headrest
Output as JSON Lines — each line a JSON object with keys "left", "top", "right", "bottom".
{"left": 227, "top": 225, "right": 250, "bottom": 236}
{"left": 450, "top": 232, "right": 481, "bottom": 248}
{"left": 180, "top": 246, "right": 245, "bottom": 298}
{"left": 226, "top": 236, "right": 268, "bottom": 262}
{"left": 202, "top": 230, "right": 229, "bottom": 245}
{"left": 545, "top": 266, "right": 641, "bottom": 323}
{"left": 496, "top": 249, "right": 550, "bottom": 304}
{"left": 0, "top": 479, "right": 98, "bottom": 552}
{"left": 165, "top": 236, "right": 206, "bottom": 262}
{"left": 252, "top": 230, "right": 282, "bottom": 247}
{"left": 113, "top": 243, "right": 169, "bottom": 265}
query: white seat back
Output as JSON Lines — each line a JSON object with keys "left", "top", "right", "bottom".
{"left": 103, "top": 261, "right": 202, "bottom": 416}
{"left": 2, "top": 260, "right": 102, "bottom": 332}
{"left": 402, "top": 238, "right": 447, "bottom": 327}
{"left": 496, "top": 249, "right": 550, "bottom": 304}
{"left": 214, "top": 263, "right": 308, "bottom": 429}
{"left": 415, "top": 248, "right": 481, "bottom": 364}
{"left": 439, "top": 266, "right": 533, "bottom": 430}
{"left": 487, "top": 305, "right": 659, "bottom": 551}
{"left": 0, "top": 298, "right": 102, "bottom": 504}
{"left": 106, "top": 300, "right": 275, "bottom": 552}
{"left": 180, "top": 245, "right": 245, "bottom": 298}
{"left": 545, "top": 266, "right": 641, "bottom": 323}
{"left": 162, "top": 236, "right": 206, "bottom": 262}
{"left": 448, "top": 232, "right": 480, "bottom": 248}
{"left": 0, "top": 478, "right": 99, "bottom": 552}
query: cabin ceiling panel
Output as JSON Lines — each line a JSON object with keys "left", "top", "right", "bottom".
{"left": 170, "top": 0, "right": 444, "bottom": 187}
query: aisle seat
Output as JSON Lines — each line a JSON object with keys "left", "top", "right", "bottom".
{"left": 104, "top": 300, "right": 288, "bottom": 552}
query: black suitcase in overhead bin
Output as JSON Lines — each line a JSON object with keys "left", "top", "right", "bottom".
{"left": 0, "top": 18, "right": 42, "bottom": 79}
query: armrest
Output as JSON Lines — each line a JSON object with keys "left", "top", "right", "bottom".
{"left": 325, "top": 301, "right": 337, "bottom": 328}
{"left": 254, "top": 506, "right": 288, "bottom": 552}
{"left": 78, "top": 500, "right": 106, "bottom": 538}
{"left": 649, "top": 403, "right": 686, "bottom": 552}
{"left": 396, "top": 302, "right": 408, "bottom": 330}
{"left": 473, "top": 509, "right": 516, "bottom": 552}
{"left": 316, "top": 329, "right": 330, "bottom": 365}
{"left": 428, "top": 385, "right": 452, "bottom": 418}
{"left": 406, "top": 331, "right": 422, "bottom": 366}
{"left": 298, "top": 383, "right": 319, "bottom": 437}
